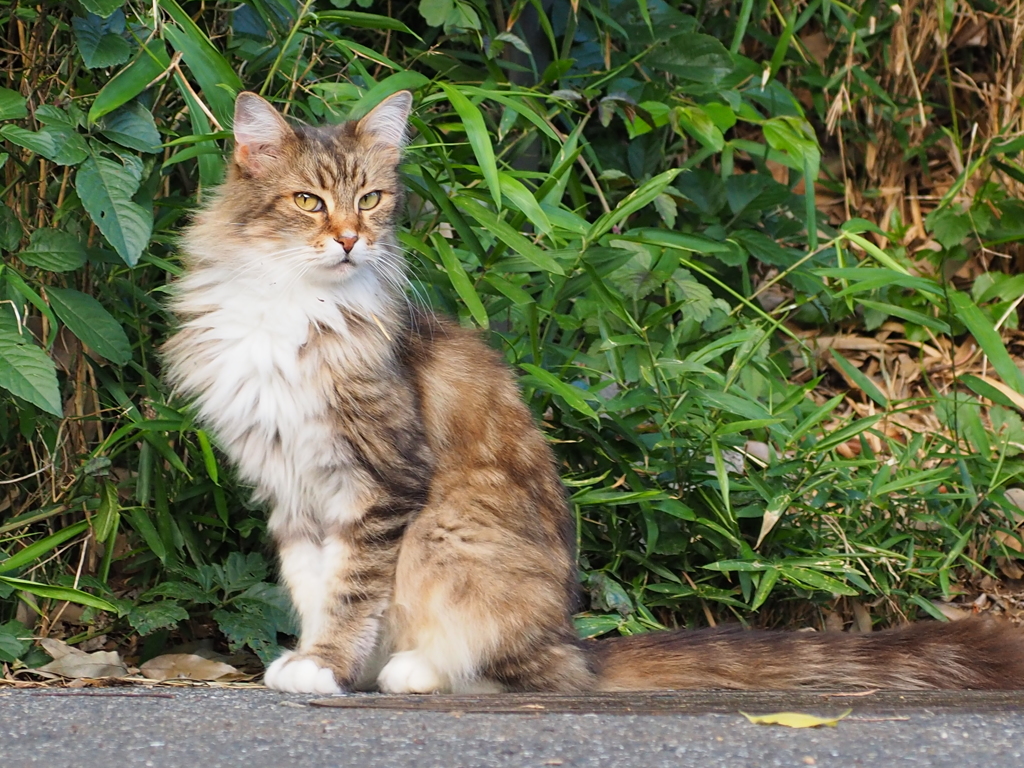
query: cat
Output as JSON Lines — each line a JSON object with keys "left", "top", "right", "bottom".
{"left": 162, "top": 90, "right": 1024, "bottom": 695}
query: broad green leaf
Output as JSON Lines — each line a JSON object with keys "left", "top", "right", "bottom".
{"left": 0, "top": 203, "right": 23, "bottom": 251}
{"left": 645, "top": 33, "right": 734, "bottom": 83}
{"left": 419, "top": 0, "right": 480, "bottom": 30}
{"left": 431, "top": 233, "right": 489, "bottom": 328}
{"left": 80, "top": 0, "right": 125, "bottom": 17}
{"left": 73, "top": 12, "right": 131, "bottom": 69}
{"left": 0, "top": 125, "right": 88, "bottom": 166}
{"left": 0, "top": 575, "right": 118, "bottom": 612}
{"left": 100, "top": 102, "right": 161, "bottom": 153}
{"left": 520, "top": 363, "right": 598, "bottom": 420}
{"left": 454, "top": 196, "right": 564, "bottom": 274}
{"left": 76, "top": 152, "right": 152, "bottom": 266}
{"left": 89, "top": 40, "right": 171, "bottom": 123}
{"left": 0, "top": 328, "right": 62, "bottom": 415}
{"left": 0, "top": 87, "right": 28, "bottom": 120}
{"left": 19, "top": 229, "right": 88, "bottom": 272}
{"left": 440, "top": 83, "right": 501, "bottom": 209}
{"left": 0, "top": 621, "right": 30, "bottom": 663}
{"left": 47, "top": 286, "right": 132, "bottom": 365}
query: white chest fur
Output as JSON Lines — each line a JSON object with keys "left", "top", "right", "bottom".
{"left": 167, "top": 267, "right": 391, "bottom": 534}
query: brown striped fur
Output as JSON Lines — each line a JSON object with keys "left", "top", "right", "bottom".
{"left": 164, "top": 91, "right": 1024, "bottom": 694}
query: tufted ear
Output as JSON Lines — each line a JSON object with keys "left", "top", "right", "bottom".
{"left": 356, "top": 90, "right": 413, "bottom": 150}
{"left": 232, "top": 92, "right": 293, "bottom": 173}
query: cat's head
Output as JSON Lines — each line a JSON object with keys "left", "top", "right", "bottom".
{"left": 198, "top": 90, "right": 413, "bottom": 290}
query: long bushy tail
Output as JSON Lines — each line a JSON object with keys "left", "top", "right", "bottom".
{"left": 590, "top": 618, "right": 1024, "bottom": 690}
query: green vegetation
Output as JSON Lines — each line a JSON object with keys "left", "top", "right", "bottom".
{"left": 2, "top": 0, "right": 1023, "bottom": 669}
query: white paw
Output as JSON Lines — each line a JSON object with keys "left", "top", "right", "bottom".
{"left": 263, "top": 651, "right": 343, "bottom": 694}
{"left": 377, "top": 651, "right": 444, "bottom": 694}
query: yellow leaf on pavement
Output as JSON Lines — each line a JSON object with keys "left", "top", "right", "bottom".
{"left": 740, "top": 709, "right": 852, "bottom": 728}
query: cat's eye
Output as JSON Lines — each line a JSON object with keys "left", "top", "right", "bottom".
{"left": 358, "top": 191, "right": 382, "bottom": 211}
{"left": 294, "top": 193, "right": 324, "bottom": 212}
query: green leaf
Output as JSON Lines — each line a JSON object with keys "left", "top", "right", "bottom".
{"left": 80, "top": 0, "right": 126, "bottom": 18}
{"left": 453, "top": 196, "right": 564, "bottom": 274}
{"left": 498, "top": 172, "right": 552, "bottom": 235}
{"left": 0, "top": 87, "right": 28, "bottom": 120}
{"left": 212, "top": 605, "right": 281, "bottom": 663}
{"left": 100, "top": 102, "right": 161, "bottom": 153}
{"left": 0, "top": 328, "right": 62, "bottom": 415}
{"left": 645, "top": 33, "right": 734, "bottom": 83}
{"left": 419, "top": 0, "right": 452, "bottom": 26}
{"left": 0, "top": 125, "right": 88, "bottom": 166}
{"left": 315, "top": 10, "right": 421, "bottom": 37}
{"left": 47, "top": 286, "right": 132, "bottom": 365}
{"left": 778, "top": 567, "right": 859, "bottom": 596}
{"left": 440, "top": 83, "right": 501, "bottom": 210}
{"left": 0, "top": 575, "right": 118, "bottom": 612}
{"left": 76, "top": 152, "right": 152, "bottom": 266}
{"left": 19, "top": 229, "right": 88, "bottom": 272}
{"left": 574, "top": 615, "right": 623, "bottom": 639}
{"left": 73, "top": 12, "right": 131, "bottom": 69}
{"left": 674, "top": 105, "right": 724, "bottom": 151}
{"left": 0, "top": 620, "right": 31, "bottom": 663}
{"left": 159, "top": 0, "right": 243, "bottom": 128}
{"left": 89, "top": 40, "right": 171, "bottom": 123}
{"left": 586, "top": 168, "right": 683, "bottom": 243}
{"left": 520, "top": 363, "right": 598, "bottom": 420}
{"left": 0, "top": 202, "right": 23, "bottom": 251}
{"left": 0, "top": 521, "right": 90, "bottom": 574}
{"left": 829, "top": 350, "right": 888, "bottom": 408}
{"left": 431, "top": 233, "right": 489, "bottom": 328}
{"left": 128, "top": 601, "right": 189, "bottom": 635}
{"left": 950, "top": 291, "right": 1024, "bottom": 395}
{"left": 92, "top": 481, "right": 120, "bottom": 541}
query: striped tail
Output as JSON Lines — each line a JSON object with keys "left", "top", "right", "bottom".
{"left": 591, "top": 618, "right": 1024, "bottom": 691}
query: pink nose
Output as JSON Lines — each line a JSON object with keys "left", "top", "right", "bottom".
{"left": 336, "top": 234, "right": 358, "bottom": 253}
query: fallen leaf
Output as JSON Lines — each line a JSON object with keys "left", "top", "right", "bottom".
{"left": 140, "top": 653, "right": 240, "bottom": 682}
{"left": 740, "top": 709, "right": 852, "bottom": 728}
{"left": 35, "top": 638, "right": 128, "bottom": 679}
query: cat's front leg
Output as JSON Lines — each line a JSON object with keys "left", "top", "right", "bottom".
{"left": 265, "top": 535, "right": 392, "bottom": 694}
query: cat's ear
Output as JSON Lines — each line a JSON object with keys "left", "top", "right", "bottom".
{"left": 356, "top": 91, "right": 413, "bottom": 150}
{"left": 232, "top": 92, "right": 293, "bottom": 173}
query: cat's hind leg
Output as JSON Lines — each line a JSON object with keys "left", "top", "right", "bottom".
{"left": 379, "top": 493, "right": 594, "bottom": 694}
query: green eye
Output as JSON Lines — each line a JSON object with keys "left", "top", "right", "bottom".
{"left": 358, "top": 191, "right": 382, "bottom": 211}
{"left": 294, "top": 193, "right": 324, "bottom": 212}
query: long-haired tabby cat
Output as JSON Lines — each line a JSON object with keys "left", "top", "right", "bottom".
{"left": 163, "top": 90, "right": 1024, "bottom": 695}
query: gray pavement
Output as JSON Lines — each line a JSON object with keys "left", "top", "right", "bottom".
{"left": 2, "top": 688, "right": 1023, "bottom": 768}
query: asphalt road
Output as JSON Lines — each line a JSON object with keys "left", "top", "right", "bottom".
{"left": 3, "top": 688, "right": 1023, "bottom": 768}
